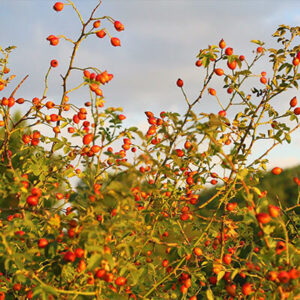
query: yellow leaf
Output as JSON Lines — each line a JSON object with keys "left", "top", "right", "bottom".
{"left": 48, "top": 214, "right": 61, "bottom": 228}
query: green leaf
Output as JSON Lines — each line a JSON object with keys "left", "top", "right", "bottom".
{"left": 263, "top": 225, "right": 275, "bottom": 235}
{"left": 217, "top": 270, "right": 225, "bottom": 282}
{"left": 130, "top": 268, "right": 140, "bottom": 285}
{"left": 278, "top": 63, "right": 288, "bottom": 72}
{"left": 238, "top": 70, "right": 252, "bottom": 76}
{"left": 33, "top": 287, "right": 44, "bottom": 299}
{"left": 237, "top": 168, "right": 248, "bottom": 180}
{"left": 15, "top": 274, "right": 27, "bottom": 283}
{"left": 177, "top": 246, "right": 186, "bottom": 257}
{"left": 285, "top": 64, "right": 292, "bottom": 75}
{"left": 106, "top": 293, "right": 127, "bottom": 300}
{"left": 206, "top": 288, "right": 214, "bottom": 300}
{"left": 60, "top": 122, "right": 68, "bottom": 129}
{"left": 202, "top": 56, "right": 210, "bottom": 68}
{"left": 87, "top": 253, "right": 102, "bottom": 270}
{"left": 293, "top": 80, "right": 299, "bottom": 89}
{"left": 41, "top": 285, "right": 58, "bottom": 297}
{"left": 252, "top": 187, "right": 261, "bottom": 195}
{"left": 53, "top": 141, "right": 64, "bottom": 152}
{"left": 251, "top": 40, "right": 264, "bottom": 45}
{"left": 231, "top": 268, "right": 240, "bottom": 280}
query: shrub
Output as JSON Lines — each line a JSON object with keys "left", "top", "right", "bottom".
{"left": 0, "top": 1, "right": 299, "bottom": 299}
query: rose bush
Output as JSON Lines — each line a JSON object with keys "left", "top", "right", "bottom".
{"left": 0, "top": 1, "right": 299, "bottom": 299}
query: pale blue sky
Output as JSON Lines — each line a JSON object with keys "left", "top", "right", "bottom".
{"left": 1, "top": 0, "right": 300, "bottom": 168}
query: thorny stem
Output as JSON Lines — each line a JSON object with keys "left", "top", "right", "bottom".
{"left": 146, "top": 57, "right": 222, "bottom": 208}
{"left": 0, "top": 75, "right": 29, "bottom": 154}
{"left": 50, "top": 0, "right": 102, "bottom": 155}
{"left": 42, "top": 66, "right": 51, "bottom": 99}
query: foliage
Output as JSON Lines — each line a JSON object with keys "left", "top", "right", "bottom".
{"left": 198, "top": 164, "right": 300, "bottom": 212}
{"left": 0, "top": 1, "right": 299, "bottom": 299}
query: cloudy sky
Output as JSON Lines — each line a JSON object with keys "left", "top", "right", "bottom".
{"left": 1, "top": 0, "right": 300, "bottom": 169}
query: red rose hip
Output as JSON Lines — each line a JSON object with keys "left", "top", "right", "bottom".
{"left": 53, "top": 2, "right": 64, "bottom": 12}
